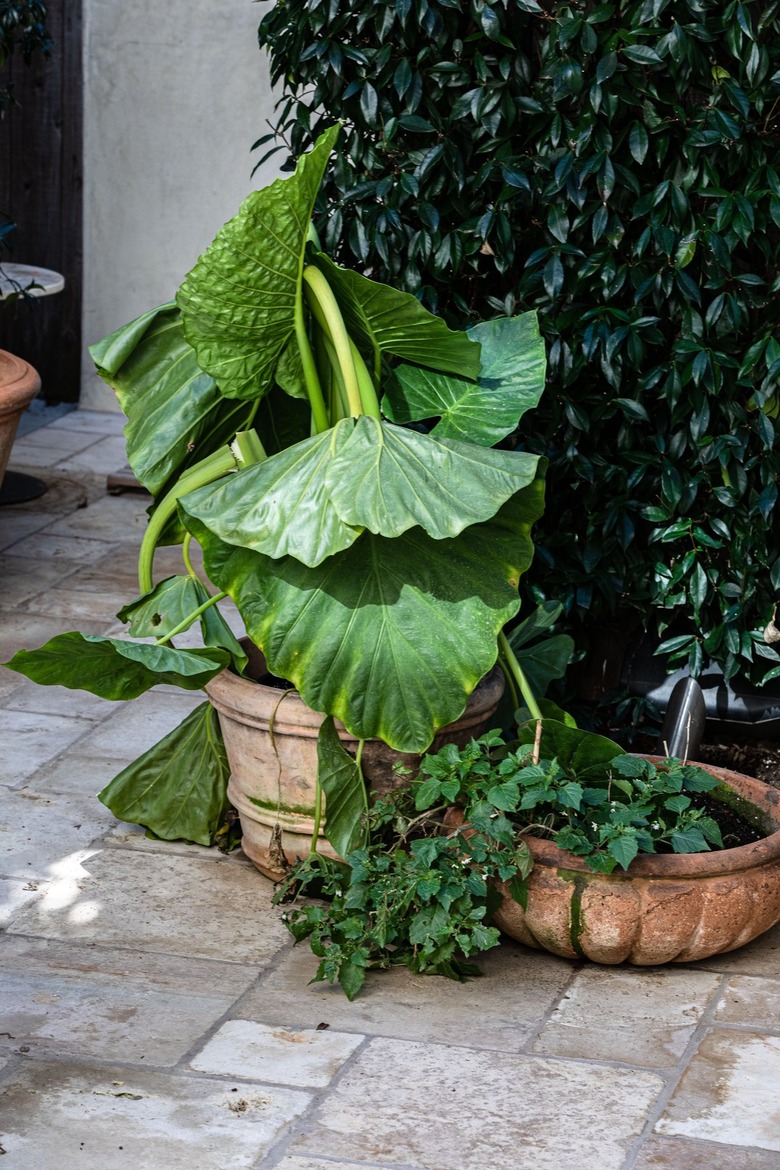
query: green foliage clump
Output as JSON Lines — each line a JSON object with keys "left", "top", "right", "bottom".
{"left": 276, "top": 728, "right": 729, "bottom": 998}
{"left": 258, "top": 0, "right": 780, "bottom": 685}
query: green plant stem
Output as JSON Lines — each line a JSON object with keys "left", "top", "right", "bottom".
{"left": 138, "top": 433, "right": 265, "bottom": 594}
{"left": 155, "top": 591, "right": 229, "bottom": 646}
{"left": 302, "top": 265, "right": 363, "bottom": 417}
{"left": 349, "top": 339, "right": 382, "bottom": 421}
{"left": 182, "top": 534, "right": 197, "bottom": 579}
{"left": 498, "top": 631, "right": 543, "bottom": 722}
{"left": 295, "top": 294, "right": 330, "bottom": 433}
{"left": 322, "top": 332, "right": 350, "bottom": 421}
{"left": 310, "top": 775, "right": 324, "bottom": 855}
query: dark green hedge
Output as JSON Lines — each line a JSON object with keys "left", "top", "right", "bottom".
{"left": 0, "top": 1, "right": 51, "bottom": 114}
{"left": 258, "top": 0, "right": 780, "bottom": 686}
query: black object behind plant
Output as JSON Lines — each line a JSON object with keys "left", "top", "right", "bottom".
{"left": 257, "top": 0, "right": 780, "bottom": 689}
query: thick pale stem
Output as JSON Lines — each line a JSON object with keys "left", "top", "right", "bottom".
{"left": 350, "top": 340, "right": 382, "bottom": 422}
{"left": 295, "top": 295, "right": 330, "bottom": 433}
{"left": 302, "top": 266, "right": 363, "bottom": 417}
{"left": 138, "top": 432, "right": 266, "bottom": 594}
{"left": 155, "top": 591, "right": 229, "bottom": 646}
{"left": 498, "top": 631, "right": 544, "bottom": 722}
{"left": 309, "top": 775, "right": 324, "bottom": 856}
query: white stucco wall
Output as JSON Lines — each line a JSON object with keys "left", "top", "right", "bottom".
{"left": 81, "top": 1, "right": 282, "bottom": 410}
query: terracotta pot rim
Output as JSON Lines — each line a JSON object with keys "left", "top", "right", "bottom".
{"left": 522, "top": 762, "right": 780, "bottom": 879}
{"left": 0, "top": 348, "right": 41, "bottom": 417}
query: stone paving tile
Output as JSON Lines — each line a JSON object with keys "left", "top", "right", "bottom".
{"left": 74, "top": 689, "right": 207, "bottom": 761}
{"left": 0, "top": 1059, "right": 312, "bottom": 1170}
{"left": 0, "top": 937, "right": 258, "bottom": 1066}
{"left": 274, "top": 1160, "right": 394, "bottom": 1170}
{"left": 0, "top": 710, "right": 96, "bottom": 788}
{"left": 55, "top": 434, "right": 133, "bottom": 476}
{"left": 633, "top": 1136, "right": 780, "bottom": 1169}
{"left": 530, "top": 966, "right": 722, "bottom": 1068}
{"left": 42, "top": 494, "right": 149, "bottom": 542}
{"left": 655, "top": 1030, "right": 780, "bottom": 1151}
{"left": 6, "top": 531, "right": 123, "bottom": 566}
{"left": 241, "top": 937, "right": 573, "bottom": 1050}
{"left": 191, "top": 1020, "right": 364, "bottom": 1087}
{"left": 102, "top": 822, "right": 248, "bottom": 860}
{"left": 5, "top": 681, "right": 113, "bottom": 722}
{"left": 0, "top": 510, "right": 64, "bottom": 552}
{"left": 291, "top": 1037, "right": 664, "bottom": 1170}
{"left": 49, "top": 409, "right": 127, "bottom": 434}
{"left": 697, "top": 922, "right": 780, "bottom": 979}
{"left": 17, "top": 584, "right": 129, "bottom": 624}
{"left": 0, "top": 475, "right": 90, "bottom": 514}
{"left": 715, "top": 975, "right": 780, "bottom": 1030}
{"left": 6, "top": 848, "right": 289, "bottom": 965}
{"left": 0, "top": 553, "right": 81, "bottom": 607}
{"left": 22, "top": 752, "right": 120, "bottom": 798}
{"left": 0, "top": 877, "right": 50, "bottom": 927}
{"left": 7, "top": 429, "right": 104, "bottom": 465}
{"left": 0, "top": 789, "right": 115, "bottom": 879}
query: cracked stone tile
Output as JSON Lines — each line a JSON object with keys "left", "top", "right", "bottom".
{"left": 531, "top": 966, "right": 722, "bottom": 1068}
{"left": 16, "top": 585, "right": 129, "bottom": 624}
{"left": 191, "top": 1020, "right": 364, "bottom": 1087}
{"left": 23, "top": 753, "right": 120, "bottom": 798}
{"left": 0, "top": 789, "right": 115, "bottom": 879}
{"left": 55, "top": 435, "right": 134, "bottom": 477}
{"left": 241, "top": 937, "right": 572, "bottom": 1050}
{"left": 633, "top": 1136, "right": 780, "bottom": 1169}
{"left": 715, "top": 975, "right": 780, "bottom": 1029}
{"left": 6, "top": 848, "right": 289, "bottom": 964}
{"left": 0, "top": 710, "right": 96, "bottom": 788}
{"left": 0, "top": 937, "right": 258, "bottom": 1066}
{"left": 42, "top": 495, "right": 150, "bottom": 543}
{"left": 0, "top": 1059, "right": 311, "bottom": 1169}
{"left": 291, "top": 1037, "right": 664, "bottom": 1170}
{"left": 0, "top": 876, "right": 50, "bottom": 927}
{"left": 655, "top": 1029, "right": 780, "bottom": 1151}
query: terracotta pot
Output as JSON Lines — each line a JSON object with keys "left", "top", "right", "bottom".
{"left": 0, "top": 349, "right": 41, "bottom": 483}
{"left": 206, "top": 641, "right": 505, "bottom": 880}
{"left": 493, "top": 761, "right": 780, "bottom": 964}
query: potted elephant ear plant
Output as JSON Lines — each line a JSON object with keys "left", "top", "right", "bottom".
{"left": 5, "top": 125, "right": 549, "bottom": 872}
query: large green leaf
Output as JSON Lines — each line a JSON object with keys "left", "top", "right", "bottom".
{"left": 119, "top": 576, "right": 248, "bottom": 674}
{"left": 317, "top": 716, "right": 369, "bottom": 857}
{"left": 118, "top": 575, "right": 206, "bottom": 637}
{"left": 185, "top": 480, "right": 545, "bottom": 752}
{"left": 98, "top": 702, "right": 231, "bottom": 845}
{"left": 313, "top": 251, "right": 481, "bottom": 379}
{"left": 180, "top": 420, "right": 362, "bottom": 567}
{"left": 383, "top": 313, "right": 547, "bottom": 446}
{"left": 326, "top": 417, "right": 542, "bottom": 539}
{"left": 4, "top": 633, "right": 229, "bottom": 699}
{"left": 90, "top": 304, "right": 249, "bottom": 496}
{"left": 516, "top": 718, "right": 624, "bottom": 783}
{"left": 176, "top": 125, "right": 339, "bottom": 400}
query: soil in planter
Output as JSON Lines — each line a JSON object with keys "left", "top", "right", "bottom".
{"left": 256, "top": 672, "right": 295, "bottom": 692}
{"left": 685, "top": 791, "right": 766, "bottom": 850}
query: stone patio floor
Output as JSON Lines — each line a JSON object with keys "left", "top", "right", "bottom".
{"left": 1, "top": 407, "right": 779, "bottom": 1170}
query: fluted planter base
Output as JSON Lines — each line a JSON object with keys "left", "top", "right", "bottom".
{"left": 494, "top": 762, "right": 780, "bottom": 964}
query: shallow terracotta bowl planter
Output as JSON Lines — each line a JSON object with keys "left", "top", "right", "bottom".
{"left": 207, "top": 642, "right": 505, "bottom": 880}
{"left": 493, "top": 761, "right": 780, "bottom": 964}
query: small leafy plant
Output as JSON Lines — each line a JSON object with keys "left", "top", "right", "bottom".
{"left": 277, "top": 725, "right": 731, "bottom": 999}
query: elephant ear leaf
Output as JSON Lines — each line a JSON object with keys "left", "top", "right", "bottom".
{"left": 313, "top": 251, "right": 481, "bottom": 380}
{"left": 383, "top": 313, "right": 547, "bottom": 447}
{"left": 176, "top": 124, "right": 340, "bottom": 400}
{"left": 98, "top": 702, "right": 232, "bottom": 846}
{"left": 89, "top": 303, "right": 248, "bottom": 496}
{"left": 317, "top": 716, "right": 369, "bottom": 859}
{"left": 4, "top": 633, "right": 229, "bottom": 699}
